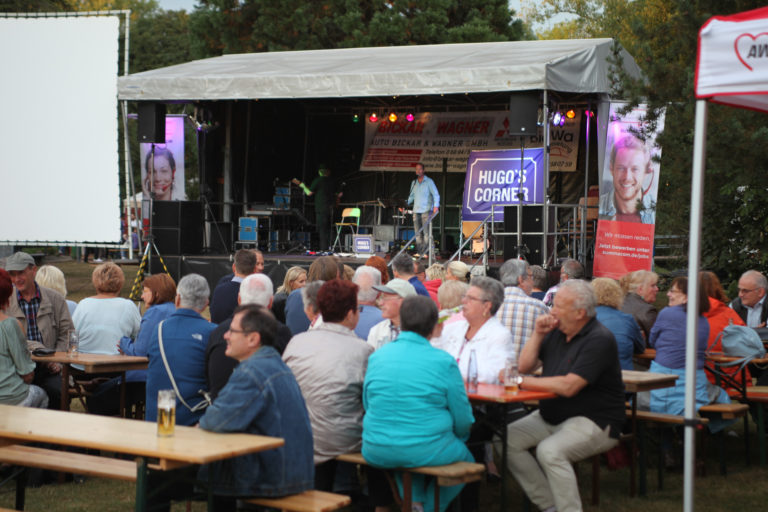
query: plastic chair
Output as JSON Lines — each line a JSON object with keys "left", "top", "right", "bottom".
{"left": 333, "top": 207, "right": 361, "bottom": 251}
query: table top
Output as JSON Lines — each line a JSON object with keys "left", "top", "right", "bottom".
{"left": 467, "top": 383, "right": 556, "bottom": 403}
{"left": 707, "top": 353, "right": 768, "bottom": 365}
{"left": 31, "top": 352, "right": 148, "bottom": 372}
{"left": 0, "top": 404, "right": 283, "bottom": 466}
{"left": 634, "top": 348, "right": 656, "bottom": 361}
{"left": 621, "top": 370, "right": 678, "bottom": 393}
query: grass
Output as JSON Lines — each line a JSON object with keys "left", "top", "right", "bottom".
{"left": 2, "top": 257, "right": 765, "bottom": 511}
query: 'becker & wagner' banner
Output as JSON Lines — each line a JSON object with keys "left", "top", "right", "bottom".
{"left": 592, "top": 103, "right": 665, "bottom": 279}
{"left": 360, "top": 110, "right": 581, "bottom": 173}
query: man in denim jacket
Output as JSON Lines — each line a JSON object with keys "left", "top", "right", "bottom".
{"left": 199, "top": 304, "right": 314, "bottom": 508}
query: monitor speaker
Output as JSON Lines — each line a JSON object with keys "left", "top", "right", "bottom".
{"left": 502, "top": 235, "right": 554, "bottom": 265}
{"left": 508, "top": 93, "right": 539, "bottom": 135}
{"left": 138, "top": 103, "right": 166, "bottom": 143}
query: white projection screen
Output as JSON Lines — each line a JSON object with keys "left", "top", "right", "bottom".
{"left": 0, "top": 16, "right": 120, "bottom": 244}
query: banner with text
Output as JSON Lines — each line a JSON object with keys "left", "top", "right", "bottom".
{"left": 360, "top": 110, "right": 581, "bottom": 173}
{"left": 461, "top": 149, "right": 544, "bottom": 222}
{"left": 592, "top": 103, "right": 665, "bottom": 279}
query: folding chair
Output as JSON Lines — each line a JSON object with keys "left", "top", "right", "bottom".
{"left": 333, "top": 207, "right": 361, "bottom": 252}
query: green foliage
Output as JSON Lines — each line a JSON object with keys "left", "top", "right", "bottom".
{"left": 188, "top": 0, "right": 531, "bottom": 59}
{"left": 131, "top": 8, "right": 192, "bottom": 73}
{"left": 535, "top": 0, "right": 768, "bottom": 283}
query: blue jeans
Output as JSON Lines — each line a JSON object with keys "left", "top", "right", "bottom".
{"left": 413, "top": 212, "right": 432, "bottom": 254}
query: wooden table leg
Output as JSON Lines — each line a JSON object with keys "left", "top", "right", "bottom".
{"left": 135, "top": 457, "right": 148, "bottom": 512}
{"left": 119, "top": 371, "right": 127, "bottom": 418}
{"left": 630, "top": 394, "right": 637, "bottom": 497}
{"left": 60, "top": 364, "right": 70, "bottom": 411}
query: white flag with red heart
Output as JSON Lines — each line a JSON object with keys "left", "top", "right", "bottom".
{"left": 696, "top": 6, "right": 768, "bottom": 113}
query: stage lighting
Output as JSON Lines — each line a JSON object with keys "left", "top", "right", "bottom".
{"left": 552, "top": 111, "right": 564, "bottom": 127}
{"left": 406, "top": 112, "right": 414, "bottom": 122}
{"left": 369, "top": 113, "right": 378, "bottom": 122}
{"left": 388, "top": 112, "right": 398, "bottom": 122}
{"left": 566, "top": 109, "right": 576, "bottom": 119}
{"left": 352, "top": 114, "right": 360, "bottom": 123}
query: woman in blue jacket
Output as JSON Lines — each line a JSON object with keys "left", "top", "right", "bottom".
{"left": 363, "top": 296, "right": 474, "bottom": 512}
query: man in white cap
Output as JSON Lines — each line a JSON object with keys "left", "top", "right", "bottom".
{"left": 366, "top": 278, "right": 417, "bottom": 350}
{"left": 4, "top": 252, "right": 73, "bottom": 408}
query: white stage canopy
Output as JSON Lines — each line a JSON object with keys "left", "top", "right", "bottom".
{"left": 118, "top": 38, "right": 641, "bottom": 101}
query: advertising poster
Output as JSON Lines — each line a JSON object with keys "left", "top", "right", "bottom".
{"left": 140, "top": 115, "right": 186, "bottom": 201}
{"left": 592, "top": 103, "right": 666, "bottom": 279}
{"left": 360, "top": 110, "right": 581, "bottom": 173}
{"left": 462, "top": 149, "right": 545, "bottom": 222}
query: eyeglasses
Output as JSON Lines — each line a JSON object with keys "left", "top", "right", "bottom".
{"left": 739, "top": 287, "right": 758, "bottom": 294}
{"left": 227, "top": 328, "right": 252, "bottom": 335}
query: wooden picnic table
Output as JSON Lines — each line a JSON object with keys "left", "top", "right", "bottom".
{"left": 0, "top": 404, "right": 283, "bottom": 511}
{"left": 31, "top": 351, "right": 148, "bottom": 417}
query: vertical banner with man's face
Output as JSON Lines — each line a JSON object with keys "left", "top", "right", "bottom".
{"left": 140, "top": 115, "right": 186, "bottom": 202}
{"left": 592, "top": 103, "right": 665, "bottom": 279}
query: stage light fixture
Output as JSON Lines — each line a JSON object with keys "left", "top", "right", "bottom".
{"left": 552, "top": 111, "right": 564, "bottom": 127}
{"left": 406, "top": 112, "right": 414, "bottom": 122}
{"left": 369, "top": 113, "right": 378, "bottom": 122}
{"left": 389, "top": 112, "right": 398, "bottom": 122}
{"left": 352, "top": 114, "right": 360, "bottom": 123}
{"left": 566, "top": 109, "right": 576, "bottom": 119}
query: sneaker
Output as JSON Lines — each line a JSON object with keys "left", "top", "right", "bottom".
{"left": 94, "top": 258, "right": 103, "bottom": 263}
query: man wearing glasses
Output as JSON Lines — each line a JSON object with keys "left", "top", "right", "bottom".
{"left": 730, "top": 270, "right": 768, "bottom": 328}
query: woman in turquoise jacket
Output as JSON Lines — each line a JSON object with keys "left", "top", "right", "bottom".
{"left": 363, "top": 296, "right": 474, "bottom": 512}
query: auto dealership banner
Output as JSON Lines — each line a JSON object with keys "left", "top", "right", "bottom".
{"left": 360, "top": 110, "right": 581, "bottom": 173}
{"left": 593, "top": 103, "right": 665, "bottom": 279}
{"left": 461, "top": 148, "right": 544, "bottom": 222}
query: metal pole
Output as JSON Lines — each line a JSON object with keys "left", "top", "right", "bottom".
{"left": 580, "top": 102, "right": 591, "bottom": 267}
{"left": 541, "top": 90, "right": 551, "bottom": 268}
{"left": 120, "top": 10, "right": 134, "bottom": 259}
{"left": 683, "top": 99, "right": 708, "bottom": 512}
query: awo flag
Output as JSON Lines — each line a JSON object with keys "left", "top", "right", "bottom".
{"left": 696, "top": 6, "right": 768, "bottom": 112}
{"left": 592, "top": 103, "right": 665, "bottom": 279}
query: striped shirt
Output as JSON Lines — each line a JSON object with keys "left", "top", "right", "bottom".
{"left": 495, "top": 286, "right": 549, "bottom": 357}
{"left": 17, "top": 284, "right": 43, "bottom": 343}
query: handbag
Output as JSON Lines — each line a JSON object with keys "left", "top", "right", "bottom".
{"left": 710, "top": 322, "right": 767, "bottom": 371}
{"left": 158, "top": 321, "right": 212, "bottom": 413}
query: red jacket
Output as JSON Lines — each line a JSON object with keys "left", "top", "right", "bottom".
{"left": 704, "top": 296, "right": 751, "bottom": 389}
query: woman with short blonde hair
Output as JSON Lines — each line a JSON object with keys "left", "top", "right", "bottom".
{"left": 592, "top": 277, "right": 644, "bottom": 370}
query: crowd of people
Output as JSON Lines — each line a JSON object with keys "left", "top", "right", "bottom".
{"left": 2, "top": 248, "right": 766, "bottom": 512}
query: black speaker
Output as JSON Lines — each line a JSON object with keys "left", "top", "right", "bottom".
{"left": 502, "top": 235, "right": 555, "bottom": 265}
{"left": 509, "top": 92, "right": 539, "bottom": 135}
{"left": 502, "top": 205, "right": 555, "bottom": 264}
{"left": 504, "top": 205, "right": 552, "bottom": 233}
{"left": 138, "top": 103, "right": 166, "bottom": 143}
{"left": 151, "top": 201, "right": 203, "bottom": 255}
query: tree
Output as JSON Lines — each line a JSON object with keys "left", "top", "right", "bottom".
{"left": 530, "top": 0, "right": 768, "bottom": 285}
{"left": 188, "top": 0, "right": 531, "bottom": 59}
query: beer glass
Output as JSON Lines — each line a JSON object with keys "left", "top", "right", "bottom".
{"left": 157, "top": 389, "right": 176, "bottom": 437}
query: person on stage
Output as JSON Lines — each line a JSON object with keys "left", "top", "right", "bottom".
{"left": 405, "top": 162, "right": 440, "bottom": 258}
{"left": 294, "top": 164, "right": 339, "bottom": 252}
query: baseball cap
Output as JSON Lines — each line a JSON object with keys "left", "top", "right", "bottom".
{"left": 4, "top": 252, "right": 35, "bottom": 271}
{"left": 373, "top": 278, "right": 416, "bottom": 298}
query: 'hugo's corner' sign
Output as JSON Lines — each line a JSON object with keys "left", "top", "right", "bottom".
{"left": 461, "top": 149, "right": 544, "bottom": 222}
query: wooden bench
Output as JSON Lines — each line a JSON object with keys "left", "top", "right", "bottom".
{"left": 745, "top": 386, "right": 768, "bottom": 466}
{"left": 699, "top": 402, "right": 750, "bottom": 474}
{"left": 337, "top": 452, "right": 483, "bottom": 512}
{"left": 244, "top": 490, "right": 351, "bottom": 512}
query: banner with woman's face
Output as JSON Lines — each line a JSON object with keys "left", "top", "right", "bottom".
{"left": 140, "top": 115, "right": 185, "bottom": 201}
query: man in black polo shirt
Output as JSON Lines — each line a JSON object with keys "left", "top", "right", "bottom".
{"left": 505, "top": 279, "right": 624, "bottom": 512}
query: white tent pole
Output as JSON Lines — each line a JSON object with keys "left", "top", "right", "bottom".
{"left": 684, "top": 98, "right": 708, "bottom": 512}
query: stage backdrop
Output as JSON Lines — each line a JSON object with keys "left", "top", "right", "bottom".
{"left": 461, "top": 148, "right": 545, "bottom": 222}
{"left": 593, "top": 103, "right": 666, "bottom": 279}
{"left": 361, "top": 110, "right": 581, "bottom": 173}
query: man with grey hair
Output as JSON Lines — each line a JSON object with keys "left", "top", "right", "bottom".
{"left": 353, "top": 265, "right": 383, "bottom": 339}
{"left": 146, "top": 273, "right": 216, "bottom": 426}
{"left": 542, "top": 258, "right": 585, "bottom": 307}
{"left": 731, "top": 269, "right": 768, "bottom": 328}
{"left": 496, "top": 259, "right": 549, "bottom": 358}
{"left": 206, "top": 273, "right": 293, "bottom": 398}
{"left": 505, "top": 279, "right": 624, "bottom": 512}
{"left": 391, "top": 253, "right": 430, "bottom": 298}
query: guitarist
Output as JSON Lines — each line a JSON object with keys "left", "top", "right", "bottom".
{"left": 293, "top": 164, "right": 340, "bottom": 252}
{"left": 405, "top": 162, "right": 440, "bottom": 258}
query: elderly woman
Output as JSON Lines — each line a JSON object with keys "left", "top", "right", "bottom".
{"left": 365, "top": 255, "right": 390, "bottom": 285}
{"left": 700, "top": 271, "right": 749, "bottom": 389}
{"left": 620, "top": 270, "right": 659, "bottom": 340}
{"left": 301, "top": 281, "right": 325, "bottom": 330}
{"left": 445, "top": 261, "right": 470, "bottom": 283}
{"left": 423, "top": 263, "right": 445, "bottom": 306}
{"left": 649, "top": 276, "right": 732, "bottom": 431}
{"left": 363, "top": 296, "right": 474, "bottom": 512}
{"left": 35, "top": 265, "right": 77, "bottom": 317}
{"left": 285, "top": 256, "right": 339, "bottom": 335}
{"left": 434, "top": 276, "right": 513, "bottom": 383}
{"left": 592, "top": 277, "right": 644, "bottom": 370}
{"left": 73, "top": 263, "right": 140, "bottom": 358}
{"left": 273, "top": 266, "right": 307, "bottom": 323}
{"left": 0, "top": 269, "right": 48, "bottom": 408}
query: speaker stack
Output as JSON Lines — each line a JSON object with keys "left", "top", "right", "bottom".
{"left": 503, "top": 205, "right": 555, "bottom": 265}
{"left": 152, "top": 201, "right": 204, "bottom": 255}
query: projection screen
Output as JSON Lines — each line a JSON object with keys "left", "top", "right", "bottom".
{"left": 0, "top": 16, "right": 120, "bottom": 244}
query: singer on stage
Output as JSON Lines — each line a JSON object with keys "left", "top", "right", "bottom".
{"left": 406, "top": 162, "right": 440, "bottom": 258}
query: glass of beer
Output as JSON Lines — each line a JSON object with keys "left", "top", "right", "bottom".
{"left": 157, "top": 389, "right": 176, "bottom": 437}
{"left": 504, "top": 358, "right": 519, "bottom": 394}
{"left": 67, "top": 331, "right": 79, "bottom": 358}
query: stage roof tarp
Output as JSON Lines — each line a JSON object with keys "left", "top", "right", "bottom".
{"left": 118, "top": 38, "right": 641, "bottom": 101}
